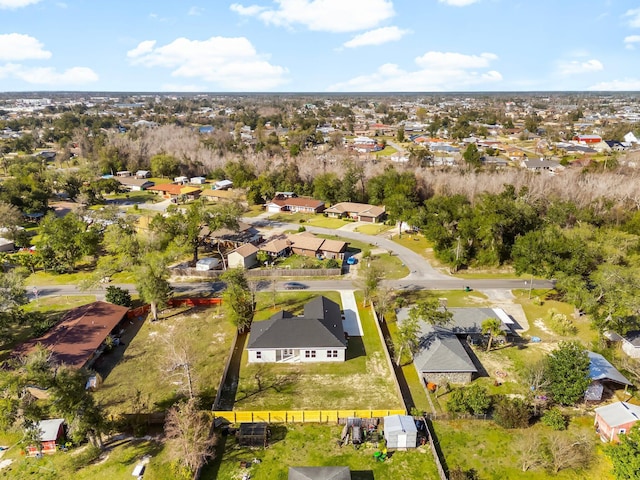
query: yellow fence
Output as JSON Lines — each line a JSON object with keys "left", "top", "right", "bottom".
{"left": 211, "top": 409, "right": 406, "bottom": 424}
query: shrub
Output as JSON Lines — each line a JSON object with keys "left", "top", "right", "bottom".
{"left": 493, "top": 395, "right": 531, "bottom": 429}
{"left": 325, "top": 258, "right": 340, "bottom": 268}
{"left": 547, "top": 309, "right": 577, "bottom": 336}
{"left": 446, "top": 384, "right": 492, "bottom": 415}
{"left": 297, "top": 226, "right": 306, "bottom": 232}
{"left": 541, "top": 407, "right": 567, "bottom": 430}
{"left": 105, "top": 285, "right": 132, "bottom": 307}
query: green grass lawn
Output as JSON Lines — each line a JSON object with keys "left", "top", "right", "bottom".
{"left": 0, "top": 438, "right": 176, "bottom": 480}
{"left": 268, "top": 212, "right": 348, "bottom": 230}
{"left": 93, "top": 305, "right": 236, "bottom": 416}
{"left": 243, "top": 204, "right": 265, "bottom": 217}
{"left": 354, "top": 223, "right": 392, "bottom": 235}
{"left": 234, "top": 293, "right": 402, "bottom": 411}
{"left": 513, "top": 289, "right": 598, "bottom": 345}
{"left": 204, "top": 423, "right": 440, "bottom": 480}
{"left": 434, "top": 417, "right": 614, "bottom": 480}
{"left": 368, "top": 253, "right": 409, "bottom": 280}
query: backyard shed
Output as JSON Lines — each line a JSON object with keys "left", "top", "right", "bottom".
{"left": 237, "top": 422, "right": 270, "bottom": 447}
{"left": 383, "top": 414, "right": 417, "bottom": 448}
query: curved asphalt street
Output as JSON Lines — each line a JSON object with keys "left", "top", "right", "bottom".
{"left": 28, "top": 217, "right": 553, "bottom": 299}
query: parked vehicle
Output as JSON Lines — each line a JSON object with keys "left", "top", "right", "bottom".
{"left": 284, "top": 282, "right": 307, "bottom": 290}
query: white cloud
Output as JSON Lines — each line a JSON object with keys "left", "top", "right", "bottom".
{"left": 328, "top": 51, "right": 502, "bottom": 91}
{"left": 624, "top": 35, "right": 640, "bottom": 49}
{"left": 588, "top": 78, "right": 640, "bottom": 91}
{"left": 624, "top": 8, "right": 640, "bottom": 28}
{"left": 0, "top": 33, "right": 51, "bottom": 61}
{"left": 127, "top": 40, "right": 157, "bottom": 58}
{"left": 557, "top": 59, "right": 603, "bottom": 75}
{"left": 343, "top": 26, "right": 409, "bottom": 48}
{"left": 188, "top": 6, "right": 203, "bottom": 16}
{"left": 0, "top": 63, "right": 98, "bottom": 85}
{"left": 127, "top": 36, "right": 288, "bottom": 90}
{"left": 230, "top": 0, "right": 395, "bottom": 33}
{"left": 0, "top": 0, "right": 40, "bottom": 9}
{"left": 415, "top": 51, "right": 497, "bottom": 69}
{"left": 230, "top": 3, "right": 267, "bottom": 16}
{"left": 438, "top": 0, "right": 479, "bottom": 6}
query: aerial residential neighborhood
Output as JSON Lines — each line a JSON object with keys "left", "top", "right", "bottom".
{"left": 0, "top": 89, "right": 639, "bottom": 480}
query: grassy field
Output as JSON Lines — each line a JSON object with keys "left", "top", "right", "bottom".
{"left": 93, "top": 305, "right": 236, "bottom": 416}
{"left": 234, "top": 293, "right": 402, "bottom": 411}
{"left": 268, "top": 212, "right": 348, "bottom": 229}
{"left": 0, "top": 437, "right": 176, "bottom": 480}
{"left": 513, "top": 289, "right": 598, "bottom": 345}
{"left": 353, "top": 223, "right": 392, "bottom": 235}
{"left": 434, "top": 417, "right": 614, "bottom": 480}
{"left": 204, "top": 423, "right": 440, "bottom": 480}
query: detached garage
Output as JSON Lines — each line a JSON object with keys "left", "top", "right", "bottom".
{"left": 384, "top": 414, "right": 417, "bottom": 449}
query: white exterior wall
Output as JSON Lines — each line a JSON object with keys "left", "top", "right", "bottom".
{"left": 228, "top": 252, "right": 246, "bottom": 269}
{"left": 622, "top": 341, "right": 640, "bottom": 359}
{"left": 299, "top": 348, "right": 345, "bottom": 363}
{"left": 248, "top": 348, "right": 345, "bottom": 363}
{"left": 248, "top": 350, "right": 277, "bottom": 363}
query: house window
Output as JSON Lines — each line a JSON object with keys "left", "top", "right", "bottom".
{"left": 256, "top": 351, "right": 262, "bottom": 359}
{"left": 619, "top": 428, "right": 627, "bottom": 435}
{"left": 327, "top": 350, "right": 338, "bottom": 358}
{"left": 305, "top": 350, "right": 316, "bottom": 358}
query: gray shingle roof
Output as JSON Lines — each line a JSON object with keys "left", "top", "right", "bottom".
{"left": 412, "top": 328, "right": 477, "bottom": 374}
{"left": 288, "top": 466, "right": 351, "bottom": 480}
{"left": 248, "top": 297, "right": 346, "bottom": 350}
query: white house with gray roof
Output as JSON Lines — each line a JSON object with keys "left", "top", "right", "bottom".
{"left": 247, "top": 296, "right": 347, "bottom": 363}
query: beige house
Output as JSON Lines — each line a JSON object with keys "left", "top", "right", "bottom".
{"left": 325, "top": 202, "right": 386, "bottom": 223}
{"left": 227, "top": 243, "right": 259, "bottom": 269}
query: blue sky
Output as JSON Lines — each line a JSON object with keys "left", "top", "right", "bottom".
{"left": 1, "top": 0, "right": 640, "bottom": 92}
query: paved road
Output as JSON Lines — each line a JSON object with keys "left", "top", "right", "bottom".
{"left": 247, "top": 219, "right": 447, "bottom": 281}
{"left": 27, "top": 216, "right": 554, "bottom": 299}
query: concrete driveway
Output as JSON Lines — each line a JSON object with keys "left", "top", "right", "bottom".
{"left": 339, "top": 290, "right": 363, "bottom": 336}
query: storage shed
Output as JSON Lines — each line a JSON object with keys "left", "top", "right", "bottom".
{"left": 237, "top": 422, "right": 270, "bottom": 447}
{"left": 383, "top": 414, "right": 417, "bottom": 449}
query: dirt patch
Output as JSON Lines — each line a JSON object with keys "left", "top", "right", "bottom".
{"left": 534, "top": 318, "right": 553, "bottom": 335}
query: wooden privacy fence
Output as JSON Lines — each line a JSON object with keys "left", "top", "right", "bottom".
{"left": 211, "top": 409, "right": 406, "bottom": 424}
{"left": 126, "top": 297, "right": 222, "bottom": 319}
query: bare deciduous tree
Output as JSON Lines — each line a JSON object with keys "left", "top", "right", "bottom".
{"left": 164, "top": 398, "right": 216, "bottom": 475}
{"left": 516, "top": 433, "right": 546, "bottom": 472}
{"left": 545, "top": 432, "right": 594, "bottom": 474}
{"left": 161, "top": 333, "right": 197, "bottom": 401}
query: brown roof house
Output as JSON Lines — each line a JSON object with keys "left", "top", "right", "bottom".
{"left": 228, "top": 243, "right": 259, "bottom": 269}
{"left": 14, "top": 301, "right": 130, "bottom": 369}
{"left": 286, "top": 233, "right": 348, "bottom": 260}
{"left": 259, "top": 237, "right": 292, "bottom": 259}
{"left": 265, "top": 193, "right": 326, "bottom": 214}
{"left": 324, "top": 202, "right": 386, "bottom": 223}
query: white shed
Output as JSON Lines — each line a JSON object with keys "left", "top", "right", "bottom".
{"left": 383, "top": 415, "right": 418, "bottom": 449}
{"left": 174, "top": 176, "right": 189, "bottom": 184}
{"left": 190, "top": 176, "right": 207, "bottom": 185}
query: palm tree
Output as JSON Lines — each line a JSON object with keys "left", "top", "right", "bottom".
{"left": 481, "top": 318, "right": 506, "bottom": 352}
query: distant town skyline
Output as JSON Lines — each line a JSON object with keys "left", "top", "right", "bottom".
{"left": 1, "top": 0, "right": 640, "bottom": 92}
